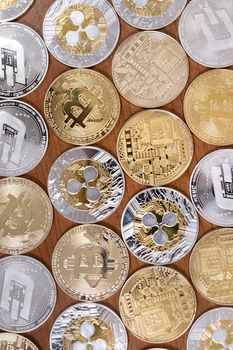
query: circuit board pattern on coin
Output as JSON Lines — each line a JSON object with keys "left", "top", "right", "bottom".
{"left": 0, "top": 333, "right": 39, "bottom": 350}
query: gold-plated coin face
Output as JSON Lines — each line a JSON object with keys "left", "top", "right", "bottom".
{"left": 0, "top": 333, "right": 39, "bottom": 349}
{"left": 0, "top": 177, "right": 53, "bottom": 255}
{"left": 190, "top": 228, "right": 233, "bottom": 305}
{"left": 125, "top": 0, "right": 171, "bottom": 17}
{"left": 0, "top": 0, "right": 17, "bottom": 10}
{"left": 45, "top": 69, "right": 120, "bottom": 145}
{"left": 112, "top": 31, "right": 189, "bottom": 108}
{"left": 119, "top": 266, "right": 197, "bottom": 343}
{"left": 184, "top": 69, "right": 233, "bottom": 146}
{"left": 52, "top": 224, "right": 129, "bottom": 301}
{"left": 117, "top": 109, "right": 194, "bottom": 186}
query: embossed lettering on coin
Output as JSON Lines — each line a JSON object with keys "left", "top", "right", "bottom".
{"left": 0, "top": 0, "right": 33, "bottom": 22}
{"left": 0, "top": 333, "right": 39, "bottom": 350}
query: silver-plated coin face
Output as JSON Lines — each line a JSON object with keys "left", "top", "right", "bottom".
{"left": 50, "top": 303, "right": 128, "bottom": 350}
{"left": 190, "top": 149, "right": 233, "bottom": 227}
{"left": 187, "top": 307, "right": 233, "bottom": 349}
{"left": 0, "top": 256, "right": 57, "bottom": 333}
{"left": 179, "top": 0, "right": 233, "bottom": 68}
{"left": 0, "top": 0, "right": 33, "bottom": 22}
{"left": 112, "top": 0, "right": 187, "bottom": 30}
{"left": 122, "top": 187, "right": 199, "bottom": 265}
{"left": 48, "top": 146, "right": 125, "bottom": 224}
{"left": 43, "top": 0, "right": 120, "bottom": 68}
{"left": 0, "top": 100, "right": 48, "bottom": 176}
{"left": 0, "top": 22, "right": 48, "bottom": 99}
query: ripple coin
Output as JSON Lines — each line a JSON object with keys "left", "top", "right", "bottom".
{"left": 0, "top": 0, "right": 33, "bottom": 22}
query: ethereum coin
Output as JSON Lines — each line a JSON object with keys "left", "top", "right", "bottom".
{"left": 0, "top": 333, "right": 39, "bottom": 350}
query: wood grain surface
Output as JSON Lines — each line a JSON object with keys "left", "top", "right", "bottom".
{"left": 1, "top": 1, "right": 232, "bottom": 349}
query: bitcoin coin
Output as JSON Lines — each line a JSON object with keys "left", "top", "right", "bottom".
{"left": 0, "top": 0, "right": 33, "bottom": 22}
{"left": 48, "top": 146, "right": 125, "bottom": 224}
{"left": 119, "top": 266, "right": 197, "bottom": 343}
{"left": 117, "top": 109, "right": 193, "bottom": 186}
{"left": 50, "top": 303, "right": 128, "bottom": 350}
{"left": 187, "top": 307, "right": 233, "bottom": 349}
{"left": 112, "top": 31, "right": 189, "bottom": 108}
{"left": 0, "top": 100, "right": 48, "bottom": 176}
{"left": 184, "top": 69, "right": 233, "bottom": 146}
{"left": 190, "top": 149, "right": 233, "bottom": 227}
{"left": 43, "top": 0, "right": 119, "bottom": 68}
{"left": 0, "top": 255, "right": 56, "bottom": 333}
{"left": 122, "top": 187, "right": 199, "bottom": 265}
{"left": 112, "top": 0, "right": 187, "bottom": 30}
{"left": 0, "top": 333, "right": 39, "bottom": 350}
{"left": 0, "top": 177, "right": 53, "bottom": 255}
{"left": 0, "top": 23, "right": 48, "bottom": 98}
{"left": 44, "top": 69, "right": 120, "bottom": 145}
{"left": 179, "top": 0, "right": 233, "bottom": 68}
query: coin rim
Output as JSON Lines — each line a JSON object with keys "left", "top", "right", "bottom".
{"left": 0, "top": 0, "right": 34, "bottom": 22}
{"left": 0, "top": 332, "right": 39, "bottom": 349}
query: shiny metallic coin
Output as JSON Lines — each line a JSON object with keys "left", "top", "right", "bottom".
{"left": 112, "top": 0, "right": 187, "bottom": 30}
{"left": 0, "top": 256, "right": 56, "bottom": 333}
{"left": 120, "top": 266, "right": 197, "bottom": 343}
{"left": 44, "top": 69, "right": 120, "bottom": 145}
{"left": 179, "top": 0, "right": 233, "bottom": 68}
{"left": 187, "top": 307, "right": 233, "bottom": 349}
{"left": 112, "top": 31, "right": 189, "bottom": 108}
{"left": 50, "top": 303, "right": 128, "bottom": 350}
{"left": 0, "top": 100, "right": 48, "bottom": 176}
{"left": 0, "top": 0, "right": 33, "bottom": 22}
{"left": 48, "top": 146, "right": 125, "bottom": 224}
{"left": 0, "top": 333, "right": 39, "bottom": 350}
{"left": 43, "top": 0, "right": 119, "bottom": 68}
{"left": 0, "top": 23, "right": 48, "bottom": 99}
{"left": 190, "top": 149, "right": 233, "bottom": 227}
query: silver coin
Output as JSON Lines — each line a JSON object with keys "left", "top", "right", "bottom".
{"left": 0, "top": 0, "right": 33, "bottom": 22}
{"left": 0, "top": 22, "right": 48, "bottom": 99}
{"left": 190, "top": 149, "right": 233, "bottom": 227}
{"left": 187, "top": 307, "right": 233, "bottom": 349}
{"left": 43, "top": 0, "right": 120, "bottom": 68}
{"left": 50, "top": 303, "right": 128, "bottom": 350}
{"left": 48, "top": 146, "right": 125, "bottom": 224}
{"left": 0, "top": 100, "right": 48, "bottom": 176}
{"left": 112, "top": 0, "right": 187, "bottom": 30}
{"left": 122, "top": 187, "right": 199, "bottom": 265}
{"left": 0, "top": 255, "right": 57, "bottom": 333}
{"left": 179, "top": 0, "right": 233, "bottom": 68}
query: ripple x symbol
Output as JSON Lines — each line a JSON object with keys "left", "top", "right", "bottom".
{"left": 212, "top": 328, "right": 233, "bottom": 350}
{"left": 72, "top": 322, "right": 107, "bottom": 350}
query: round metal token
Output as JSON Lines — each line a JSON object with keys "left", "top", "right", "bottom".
{"left": 0, "top": 0, "right": 33, "bottom": 22}
{"left": 0, "top": 333, "right": 39, "bottom": 350}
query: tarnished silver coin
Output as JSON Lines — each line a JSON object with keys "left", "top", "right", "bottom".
{"left": 179, "top": 0, "right": 233, "bottom": 68}
{"left": 112, "top": 0, "right": 187, "bottom": 30}
{"left": 122, "top": 187, "right": 199, "bottom": 265}
{"left": 43, "top": 0, "right": 120, "bottom": 68}
{"left": 190, "top": 149, "right": 233, "bottom": 227}
{"left": 0, "top": 22, "right": 48, "bottom": 99}
{"left": 187, "top": 307, "right": 233, "bottom": 349}
{"left": 0, "top": 0, "right": 33, "bottom": 22}
{"left": 0, "top": 100, "right": 48, "bottom": 177}
{"left": 50, "top": 303, "right": 128, "bottom": 350}
{"left": 0, "top": 256, "right": 57, "bottom": 333}
{"left": 48, "top": 146, "right": 125, "bottom": 224}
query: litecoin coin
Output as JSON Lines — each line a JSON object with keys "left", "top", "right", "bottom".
{"left": 43, "top": 0, "right": 120, "bottom": 68}
{"left": 187, "top": 307, "right": 233, "bottom": 349}
{"left": 44, "top": 69, "right": 120, "bottom": 145}
{"left": 120, "top": 266, "right": 197, "bottom": 343}
{"left": 0, "top": 100, "right": 48, "bottom": 176}
{"left": 122, "top": 187, "right": 199, "bottom": 265}
{"left": 48, "top": 146, "right": 125, "bottom": 224}
{"left": 0, "top": 256, "right": 57, "bottom": 333}
{"left": 50, "top": 303, "right": 128, "bottom": 350}
{"left": 0, "top": 333, "right": 39, "bottom": 350}
{"left": 0, "top": 0, "right": 33, "bottom": 22}
{"left": 0, "top": 23, "right": 48, "bottom": 99}
{"left": 190, "top": 149, "right": 233, "bottom": 227}
{"left": 112, "top": 0, "right": 187, "bottom": 30}
{"left": 184, "top": 69, "right": 233, "bottom": 146}
{"left": 112, "top": 31, "right": 189, "bottom": 108}
{"left": 52, "top": 224, "right": 129, "bottom": 301}
{"left": 0, "top": 177, "right": 53, "bottom": 255}
{"left": 117, "top": 109, "right": 194, "bottom": 186}
{"left": 179, "top": 0, "right": 233, "bottom": 68}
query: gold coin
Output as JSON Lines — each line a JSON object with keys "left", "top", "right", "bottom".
{"left": 184, "top": 69, "right": 233, "bottom": 146}
{"left": 117, "top": 109, "right": 194, "bottom": 186}
{"left": 52, "top": 224, "right": 129, "bottom": 301}
{"left": 190, "top": 228, "right": 233, "bottom": 305}
{"left": 112, "top": 31, "right": 189, "bottom": 108}
{"left": 44, "top": 69, "right": 120, "bottom": 145}
{"left": 0, "top": 333, "right": 39, "bottom": 349}
{"left": 119, "top": 266, "right": 196, "bottom": 343}
{"left": 0, "top": 177, "right": 53, "bottom": 255}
